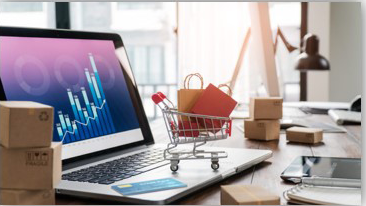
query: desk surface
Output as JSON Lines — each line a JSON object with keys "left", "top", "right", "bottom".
{"left": 56, "top": 114, "right": 361, "bottom": 205}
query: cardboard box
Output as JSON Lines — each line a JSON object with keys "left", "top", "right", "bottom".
{"left": 249, "top": 97, "right": 283, "bottom": 120}
{"left": 0, "top": 189, "right": 55, "bottom": 205}
{"left": 221, "top": 185, "right": 280, "bottom": 205}
{"left": 244, "top": 119, "right": 280, "bottom": 141}
{"left": 0, "top": 101, "right": 54, "bottom": 148}
{"left": 0, "top": 142, "right": 62, "bottom": 190}
{"left": 286, "top": 127, "right": 323, "bottom": 144}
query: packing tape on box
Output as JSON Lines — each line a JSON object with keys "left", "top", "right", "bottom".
{"left": 240, "top": 185, "right": 262, "bottom": 205}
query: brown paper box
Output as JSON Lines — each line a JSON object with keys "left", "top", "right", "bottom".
{"left": 244, "top": 119, "right": 280, "bottom": 141}
{"left": 249, "top": 97, "right": 283, "bottom": 120}
{"left": 286, "top": 127, "right": 323, "bottom": 144}
{"left": 0, "top": 189, "right": 55, "bottom": 205}
{"left": 177, "top": 89, "right": 204, "bottom": 121}
{"left": 0, "top": 142, "right": 62, "bottom": 190}
{"left": 0, "top": 101, "right": 53, "bottom": 148}
{"left": 221, "top": 185, "right": 280, "bottom": 205}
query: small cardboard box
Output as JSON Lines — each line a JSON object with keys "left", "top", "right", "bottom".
{"left": 0, "top": 142, "right": 62, "bottom": 190}
{"left": 249, "top": 97, "right": 283, "bottom": 120}
{"left": 286, "top": 127, "right": 323, "bottom": 144}
{"left": 244, "top": 119, "right": 280, "bottom": 141}
{"left": 221, "top": 185, "right": 280, "bottom": 205}
{"left": 0, "top": 101, "right": 54, "bottom": 148}
{"left": 0, "top": 189, "right": 55, "bottom": 205}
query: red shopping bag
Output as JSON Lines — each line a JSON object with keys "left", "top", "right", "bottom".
{"left": 191, "top": 84, "right": 237, "bottom": 133}
{"left": 170, "top": 121, "right": 199, "bottom": 137}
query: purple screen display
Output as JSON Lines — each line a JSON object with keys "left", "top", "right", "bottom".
{"left": 0, "top": 36, "right": 140, "bottom": 144}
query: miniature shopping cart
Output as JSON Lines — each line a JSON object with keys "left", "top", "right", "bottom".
{"left": 152, "top": 92, "right": 231, "bottom": 172}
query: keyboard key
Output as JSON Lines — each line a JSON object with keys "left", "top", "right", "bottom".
{"left": 139, "top": 163, "right": 150, "bottom": 167}
{"left": 123, "top": 175, "right": 132, "bottom": 179}
{"left": 129, "top": 159, "right": 140, "bottom": 163}
{"left": 126, "top": 171, "right": 142, "bottom": 176}
{"left": 62, "top": 176, "right": 71, "bottom": 180}
{"left": 108, "top": 177, "right": 124, "bottom": 182}
{"left": 67, "top": 177, "right": 81, "bottom": 181}
{"left": 68, "top": 172, "right": 79, "bottom": 177}
{"left": 93, "top": 176, "right": 112, "bottom": 182}
{"left": 116, "top": 170, "right": 129, "bottom": 174}
{"left": 88, "top": 178, "right": 101, "bottom": 183}
{"left": 78, "top": 176, "right": 97, "bottom": 182}
{"left": 98, "top": 180, "right": 115, "bottom": 185}
{"left": 132, "top": 165, "right": 144, "bottom": 170}
{"left": 140, "top": 159, "right": 150, "bottom": 163}
{"left": 116, "top": 174, "right": 127, "bottom": 178}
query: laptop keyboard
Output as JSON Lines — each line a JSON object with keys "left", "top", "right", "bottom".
{"left": 62, "top": 148, "right": 167, "bottom": 185}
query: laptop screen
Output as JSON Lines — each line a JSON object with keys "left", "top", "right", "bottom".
{"left": 0, "top": 36, "right": 145, "bottom": 160}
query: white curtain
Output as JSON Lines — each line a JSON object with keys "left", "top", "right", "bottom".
{"left": 177, "top": 2, "right": 253, "bottom": 102}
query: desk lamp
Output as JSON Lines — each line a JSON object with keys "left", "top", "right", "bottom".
{"left": 229, "top": 28, "right": 330, "bottom": 98}
{"left": 295, "top": 34, "right": 330, "bottom": 71}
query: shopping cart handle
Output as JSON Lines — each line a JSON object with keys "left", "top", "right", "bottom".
{"left": 151, "top": 93, "right": 164, "bottom": 104}
{"left": 157, "top": 92, "right": 166, "bottom": 99}
{"left": 229, "top": 120, "right": 232, "bottom": 136}
{"left": 226, "top": 120, "right": 232, "bottom": 137}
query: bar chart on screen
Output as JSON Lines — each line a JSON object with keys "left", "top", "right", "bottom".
{"left": 56, "top": 53, "right": 116, "bottom": 144}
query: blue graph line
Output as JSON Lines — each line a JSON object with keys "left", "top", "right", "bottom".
{"left": 60, "top": 100, "right": 106, "bottom": 143}
{"left": 56, "top": 53, "right": 116, "bottom": 143}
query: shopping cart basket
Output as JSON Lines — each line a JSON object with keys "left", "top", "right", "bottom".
{"left": 152, "top": 92, "right": 231, "bottom": 171}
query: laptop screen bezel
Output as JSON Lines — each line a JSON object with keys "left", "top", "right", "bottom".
{"left": 0, "top": 26, "right": 155, "bottom": 165}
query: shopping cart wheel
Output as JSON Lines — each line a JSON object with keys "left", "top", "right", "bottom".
{"left": 170, "top": 165, "right": 179, "bottom": 172}
{"left": 211, "top": 163, "right": 219, "bottom": 170}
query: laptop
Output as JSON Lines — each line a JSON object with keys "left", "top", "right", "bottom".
{"left": 0, "top": 26, "right": 272, "bottom": 204}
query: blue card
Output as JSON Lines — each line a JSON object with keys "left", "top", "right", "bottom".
{"left": 111, "top": 178, "right": 187, "bottom": 196}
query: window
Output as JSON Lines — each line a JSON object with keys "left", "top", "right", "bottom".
{"left": 269, "top": 2, "right": 301, "bottom": 101}
{"left": 70, "top": 2, "right": 177, "bottom": 118}
{"left": 0, "top": 2, "right": 55, "bottom": 28}
{"left": 0, "top": 2, "right": 43, "bottom": 12}
{"left": 70, "top": 2, "right": 177, "bottom": 84}
{"left": 117, "top": 2, "right": 163, "bottom": 10}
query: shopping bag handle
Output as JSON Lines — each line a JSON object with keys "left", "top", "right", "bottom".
{"left": 218, "top": 84, "right": 233, "bottom": 96}
{"left": 184, "top": 73, "right": 204, "bottom": 89}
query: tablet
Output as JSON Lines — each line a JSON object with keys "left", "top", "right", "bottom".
{"left": 281, "top": 156, "right": 361, "bottom": 183}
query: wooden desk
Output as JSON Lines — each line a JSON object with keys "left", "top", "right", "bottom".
{"left": 57, "top": 114, "right": 361, "bottom": 205}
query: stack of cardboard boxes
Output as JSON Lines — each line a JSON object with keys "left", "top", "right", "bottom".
{"left": 0, "top": 101, "right": 61, "bottom": 205}
{"left": 244, "top": 97, "right": 283, "bottom": 141}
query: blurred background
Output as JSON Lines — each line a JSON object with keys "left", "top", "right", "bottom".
{"left": 0, "top": 2, "right": 361, "bottom": 120}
